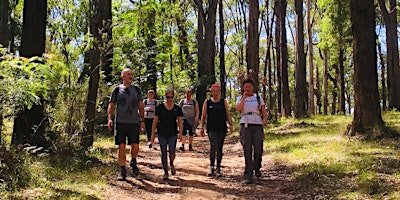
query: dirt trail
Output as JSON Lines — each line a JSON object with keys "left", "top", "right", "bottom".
{"left": 104, "top": 133, "right": 298, "bottom": 200}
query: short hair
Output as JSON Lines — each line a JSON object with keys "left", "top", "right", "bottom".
{"left": 165, "top": 88, "right": 174, "bottom": 96}
{"left": 242, "top": 78, "right": 254, "bottom": 86}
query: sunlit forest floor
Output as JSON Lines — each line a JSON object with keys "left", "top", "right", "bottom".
{"left": 2, "top": 112, "right": 400, "bottom": 199}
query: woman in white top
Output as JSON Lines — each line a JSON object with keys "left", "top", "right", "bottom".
{"left": 236, "top": 79, "right": 268, "bottom": 184}
{"left": 144, "top": 90, "right": 159, "bottom": 148}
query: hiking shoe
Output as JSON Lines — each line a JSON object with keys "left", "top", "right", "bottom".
{"left": 255, "top": 170, "right": 261, "bottom": 178}
{"left": 130, "top": 161, "right": 140, "bottom": 176}
{"left": 244, "top": 177, "right": 253, "bottom": 184}
{"left": 148, "top": 141, "right": 152, "bottom": 149}
{"left": 207, "top": 166, "right": 215, "bottom": 177}
{"left": 189, "top": 146, "right": 194, "bottom": 151}
{"left": 118, "top": 168, "right": 127, "bottom": 181}
{"left": 215, "top": 167, "right": 222, "bottom": 177}
{"left": 170, "top": 165, "right": 176, "bottom": 175}
{"left": 179, "top": 146, "right": 185, "bottom": 151}
{"left": 162, "top": 173, "right": 169, "bottom": 180}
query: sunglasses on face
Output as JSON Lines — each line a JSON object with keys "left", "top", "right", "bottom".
{"left": 166, "top": 96, "right": 174, "bottom": 99}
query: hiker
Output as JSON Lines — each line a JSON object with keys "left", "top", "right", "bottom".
{"left": 150, "top": 88, "right": 183, "bottom": 180}
{"left": 178, "top": 88, "right": 199, "bottom": 151}
{"left": 107, "top": 68, "right": 145, "bottom": 181}
{"left": 200, "top": 83, "right": 233, "bottom": 177}
{"left": 235, "top": 79, "right": 268, "bottom": 184}
{"left": 144, "top": 89, "right": 159, "bottom": 148}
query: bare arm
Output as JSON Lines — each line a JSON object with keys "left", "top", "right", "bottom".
{"left": 195, "top": 101, "right": 200, "bottom": 122}
{"left": 236, "top": 95, "right": 246, "bottom": 112}
{"left": 177, "top": 116, "right": 183, "bottom": 141}
{"left": 224, "top": 99, "right": 234, "bottom": 131}
{"left": 150, "top": 115, "right": 159, "bottom": 143}
{"left": 200, "top": 100, "right": 208, "bottom": 136}
{"left": 261, "top": 105, "right": 268, "bottom": 127}
{"left": 107, "top": 102, "right": 115, "bottom": 130}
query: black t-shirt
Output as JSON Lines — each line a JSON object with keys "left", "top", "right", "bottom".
{"left": 155, "top": 103, "right": 183, "bottom": 138}
{"left": 206, "top": 98, "right": 227, "bottom": 133}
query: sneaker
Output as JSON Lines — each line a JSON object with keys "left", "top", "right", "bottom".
{"left": 207, "top": 166, "right": 215, "bottom": 177}
{"left": 162, "top": 173, "right": 169, "bottom": 180}
{"left": 189, "top": 146, "right": 194, "bottom": 151}
{"left": 148, "top": 141, "right": 152, "bottom": 149}
{"left": 215, "top": 167, "right": 222, "bottom": 177}
{"left": 179, "top": 146, "right": 185, "bottom": 151}
{"left": 255, "top": 170, "right": 261, "bottom": 178}
{"left": 170, "top": 165, "right": 176, "bottom": 175}
{"left": 118, "top": 168, "right": 127, "bottom": 181}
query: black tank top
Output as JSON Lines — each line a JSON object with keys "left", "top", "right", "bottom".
{"left": 206, "top": 98, "right": 227, "bottom": 133}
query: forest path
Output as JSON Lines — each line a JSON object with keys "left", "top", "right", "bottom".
{"left": 103, "top": 132, "right": 298, "bottom": 200}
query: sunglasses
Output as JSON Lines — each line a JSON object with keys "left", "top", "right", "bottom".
{"left": 166, "top": 96, "right": 174, "bottom": 99}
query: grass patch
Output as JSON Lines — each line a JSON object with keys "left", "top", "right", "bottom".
{"left": 265, "top": 114, "right": 400, "bottom": 198}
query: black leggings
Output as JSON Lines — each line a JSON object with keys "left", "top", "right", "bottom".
{"left": 144, "top": 118, "right": 154, "bottom": 141}
{"left": 207, "top": 132, "right": 226, "bottom": 167}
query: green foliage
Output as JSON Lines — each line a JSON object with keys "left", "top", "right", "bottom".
{"left": 0, "top": 148, "right": 31, "bottom": 192}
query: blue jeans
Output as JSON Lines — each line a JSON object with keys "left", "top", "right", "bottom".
{"left": 239, "top": 124, "right": 264, "bottom": 179}
{"left": 208, "top": 132, "right": 226, "bottom": 167}
{"left": 158, "top": 135, "right": 177, "bottom": 173}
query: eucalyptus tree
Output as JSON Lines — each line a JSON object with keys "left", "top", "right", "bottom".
{"left": 12, "top": 0, "right": 48, "bottom": 147}
{"left": 218, "top": 0, "right": 227, "bottom": 98}
{"left": 194, "top": 0, "right": 218, "bottom": 111}
{"left": 317, "top": 0, "right": 351, "bottom": 115}
{"left": 275, "top": 0, "right": 291, "bottom": 117}
{"left": 294, "top": 0, "right": 308, "bottom": 118}
{"left": 306, "top": 0, "right": 315, "bottom": 114}
{"left": 82, "top": 0, "right": 112, "bottom": 148}
{"left": 349, "top": 0, "right": 385, "bottom": 138}
{"left": 246, "top": 0, "right": 259, "bottom": 91}
{"left": 0, "top": 0, "right": 8, "bottom": 48}
{"left": 378, "top": 0, "right": 400, "bottom": 110}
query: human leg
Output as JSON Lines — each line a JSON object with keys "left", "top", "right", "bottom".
{"left": 253, "top": 125, "right": 264, "bottom": 177}
{"left": 207, "top": 132, "right": 218, "bottom": 176}
{"left": 167, "top": 135, "right": 177, "bottom": 175}
{"left": 158, "top": 136, "right": 169, "bottom": 176}
{"left": 145, "top": 118, "right": 154, "bottom": 147}
{"left": 215, "top": 132, "right": 227, "bottom": 177}
{"left": 115, "top": 123, "right": 128, "bottom": 180}
{"left": 127, "top": 123, "right": 140, "bottom": 176}
{"left": 240, "top": 125, "right": 254, "bottom": 183}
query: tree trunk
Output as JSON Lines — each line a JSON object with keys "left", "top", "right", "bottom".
{"left": 350, "top": 0, "right": 385, "bottom": 138}
{"left": 280, "top": 0, "right": 291, "bottom": 117}
{"left": 102, "top": 0, "right": 113, "bottom": 83}
{"left": 219, "top": 0, "right": 227, "bottom": 98}
{"left": 145, "top": 7, "right": 157, "bottom": 92}
{"left": 12, "top": 0, "right": 48, "bottom": 147}
{"left": 294, "top": 0, "right": 307, "bottom": 118}
{"left": 377, "top": 41, "right": 387, "bottom": 111}
{"left": 82, "top": 0, "right": 111, "bottom": 148}
{"left": 338, "top": 50, "right": 346, "bottom": 114}
{"left": 323, "top": 49, "right": 328, "bottom": 115}
{"left": 0, "top": 0, "right": 8, "bottom": 47}
{"left": 379, "top": 0, "right": 400, "bottom": 110}
{"left": 306, "top": 0, "right": 314, "bottom": 115}
{"left": 246, "top": 0, "right": 260, "bottom": 91}
{"left": 274, "top": 0, "right": 282, "bottom": 116}
{"left": 194, "top": 0, "right": 217, "bottom": 115}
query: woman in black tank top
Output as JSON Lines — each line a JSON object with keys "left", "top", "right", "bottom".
{"left": 200, "top": 84, "right": 233, "bottom": 177}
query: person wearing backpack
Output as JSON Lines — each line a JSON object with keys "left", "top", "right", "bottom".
{"left": 236, "top": 79, "right": 268, "bottom": 184}
{"left": 200, "top": 84, "right": 233, "bottom": 177}
{"left": 178, "top": 88, "right": 199, "bottom": 151}
{"left": 144, "top": 90, "right": 159, "bottom": 148}
{"left": 107, "top": 68, "right": 145, "bottom": 181}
